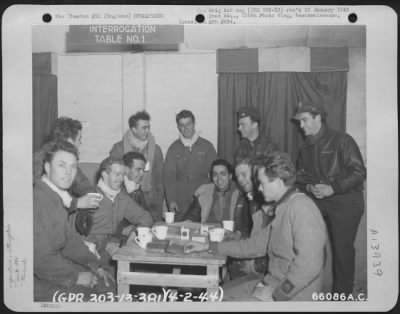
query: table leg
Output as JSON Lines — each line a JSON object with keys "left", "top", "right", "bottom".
{"left": 117, "top": 261, "right": 130, "bottom": 295}
{"left": 206, "top": 265, "right": 220, "bottom": 302}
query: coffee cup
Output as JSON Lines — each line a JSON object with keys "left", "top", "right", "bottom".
{"left": 200, "top": 225, "right": 209, "bottom": 235}
{"left": 137, "top": 226, "right": 151, "bottom": 238}
{"left": 134, "top": 233, "right": 152, "bottom": 249}
{"left": 208, "top": 228, "right": 225, "bottom": 242}
{"left": 152, "top": 225, "right": 168, "bottom": 240}
{"left": 87, "top": 192, "right": 103, "bottom": 201}
{"left": 222, "top": 220, "right": 235, "bottom": 232}
{"left": 165, "top": 212, "right": 175, "bottom": 224}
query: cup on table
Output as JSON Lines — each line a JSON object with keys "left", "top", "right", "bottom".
{"left": 87, "top": 192, "right": 103, "bottom": 201}
{"left": 135, "top": 227, "right": 152, "bottom": 249}
{"left": 222, "top": 220, "right": 235, "bottom": 232}
{"left": 137, "top": 226, "right": 151, "bottom": 238}
{"left": 208, "top": 228, "right": 225, "bottom": 242}
{"left": 152, "top": 225, "right": 168, "bottom": 240}
{"left": 165, "top": 212, "right": 175, "bottom": 224}
{"left": 200, "top": 224, "right": 209, "bottom": 235}
{"left": 135, "top": 234, "right": 152, "bottom": 249}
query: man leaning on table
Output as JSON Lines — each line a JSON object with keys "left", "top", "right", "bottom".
{"left": 185, "top": 152, "right": 327, "bottom": 301}
{"left": 84, "top": 156, "right": 153, "bottom": 267}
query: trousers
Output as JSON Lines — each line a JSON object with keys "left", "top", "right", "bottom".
{"left": 315, "top": 191, "right": 364, "bottom": 294}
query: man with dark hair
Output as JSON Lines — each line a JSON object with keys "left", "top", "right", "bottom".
{"left": 182, "top": 159, "right": 251, "bottom": 238}
{"left": 84, "top": 156, "right": 153, "bottom": 262}
{"left": 122, "top": 151, "right": 149, "bottom": 211}
{"left": 33, "top": 116, "right": 99, "bottom": 236}
{"left": 34, "top": 140, "right": 115, "bottom": 302}
{"left": 228, "top": 158, "right": 273, "bottom": 280}
{"left": 164, "top": 110, "right": 217, "bottom": 220}
{"left": 110, "top": 110, "right": 164, "bottom": 221}
{"left": 235, "top": 106, "right": 279, "bottom": 163}
{"left": 293, "top": 100, "right": 366, "bottom": 295}
{"left": 185, "top": 152, "right": 327, "bottom": 301}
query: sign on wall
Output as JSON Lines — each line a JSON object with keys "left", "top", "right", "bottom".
{"left": 68, "top": 25, "right": 184, "bottom": 45}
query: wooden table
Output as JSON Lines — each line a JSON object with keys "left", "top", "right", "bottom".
{"left": 112, "top": 224, "right": 226, "bottom": 302}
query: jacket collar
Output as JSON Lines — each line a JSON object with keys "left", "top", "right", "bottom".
{"left": 35, "top": 179, "right": 68, "bottom": 208}
{"left": 306, "top": 124, "right": 328, "bottom": 145}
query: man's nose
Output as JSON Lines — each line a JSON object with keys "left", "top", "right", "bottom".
{"left": 65, "top": 167, "right": 72, "bottom": 176}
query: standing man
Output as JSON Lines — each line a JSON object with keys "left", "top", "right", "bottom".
{"left": 235, "top": 106, "right": 279, "bottom": 163}
{"left": 293, "top": 101, "right": 366, "bottom": 295}
{"left": 164, "top": 110, "right": 217, "bottom": 221}
{"left": 185, "top": 152, "right": 327, "bottom": 301}
{"left": 110, "top": 110, "right": 164, "bottom": 222}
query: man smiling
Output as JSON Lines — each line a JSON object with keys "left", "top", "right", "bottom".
{"left": 164, "top": 110, "right": 217, "bottom": 221}
{"left": 34, "top": 141, "right": 115, "bottom": 301}
{"left": 182, "top": 159, "right": 250, "bottom": 238}
{"left": 185, "top": 152, "right": 327, "bottom": 301}
{"left": 110, "top": 110, "right": 164, "bottom": 221}
{"left": 293, "top": 101, "right": 366, "bottom": 295}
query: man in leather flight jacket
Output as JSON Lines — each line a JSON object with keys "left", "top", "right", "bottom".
{"left": 293, "top": 101, "right": 366, "bottom": 295}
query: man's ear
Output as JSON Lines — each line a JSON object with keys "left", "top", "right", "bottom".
{"left": 101, "top": 170, "right": 108, "bottom": 182}
{"left": 44, "top": 161, "right": 50, "bottom": 176}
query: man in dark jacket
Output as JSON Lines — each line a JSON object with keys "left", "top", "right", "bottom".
{"left": 235, "top": 106, "right": 279, "bottom": 163}
{"left": 164, "top": 110, "right": 217, "bottom": 221}
{"left": 33, "top": 117, "right": 100, "bottom": 236}
{"left": 293, "top": 100, "right": 366, "bottom": 295}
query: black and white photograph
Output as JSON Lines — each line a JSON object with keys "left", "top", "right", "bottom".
{"left": 2, "top": 5, "right": 398, "bottom": 312}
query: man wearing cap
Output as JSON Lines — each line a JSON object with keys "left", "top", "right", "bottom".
{"left": 293, "top": 101, "right": 366, "bottom": 295}
{"left": 235, "top": 106, "right": 279, "bottom": 163}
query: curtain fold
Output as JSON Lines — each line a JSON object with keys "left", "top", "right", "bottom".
{"left": 33, "top": 74, "right": 58, "bottom": 152}
{"left": 218, "top": 72, "right": 347, "bottom": 164}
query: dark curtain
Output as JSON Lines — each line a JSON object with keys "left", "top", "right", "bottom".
{"left": 32, "top": 74, "right": 58, "bottom": 152}
{"left": 218, "top": 71, "right": 347, "bottom": 164}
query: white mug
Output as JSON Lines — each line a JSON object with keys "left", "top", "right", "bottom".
{"left": 200, "top": 225, "right": 209, "bottom": 235}
{"left": 165, "top": 212, "right": 175, "bottom": 224}
{"left": 152, "top": 225, "right": 168, "bottom": 240}
{"left": 209, "top": 228, "right": 225, "bottom": 242}
{"left": 222, "top": 220, "right": 235, "bottom": 232}
{"left": 137, "top": 226, "right": 151, "bottom": 238}
{"left": 87, "top": 192, "right": 103, "bottom": 201}
{"left": 134, "top": 234, "right": 152, "bottom": 249}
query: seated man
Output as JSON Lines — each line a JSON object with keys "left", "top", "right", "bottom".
{"left": 185, "top": 152, "right": 327, "bottom": 301}
{"left": 182, "top": 159, "right": 251, "bottom": 239}
{"left": 85, "top": 156, "right": 154, "bottom": 262}
{"left": 228, "top": 158, "right": 274, "bottom": 280}
{"left": 33, "top": 116, "right": 101, "bottom": 236}
{"left": 122, "top": 151, "right": 149, "bottom": 211}
{"left": 34, "top": 140, "right": 115, "bottom": 302}
{"left": 116, "top": 151, "right": 151, "bottom": 236}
